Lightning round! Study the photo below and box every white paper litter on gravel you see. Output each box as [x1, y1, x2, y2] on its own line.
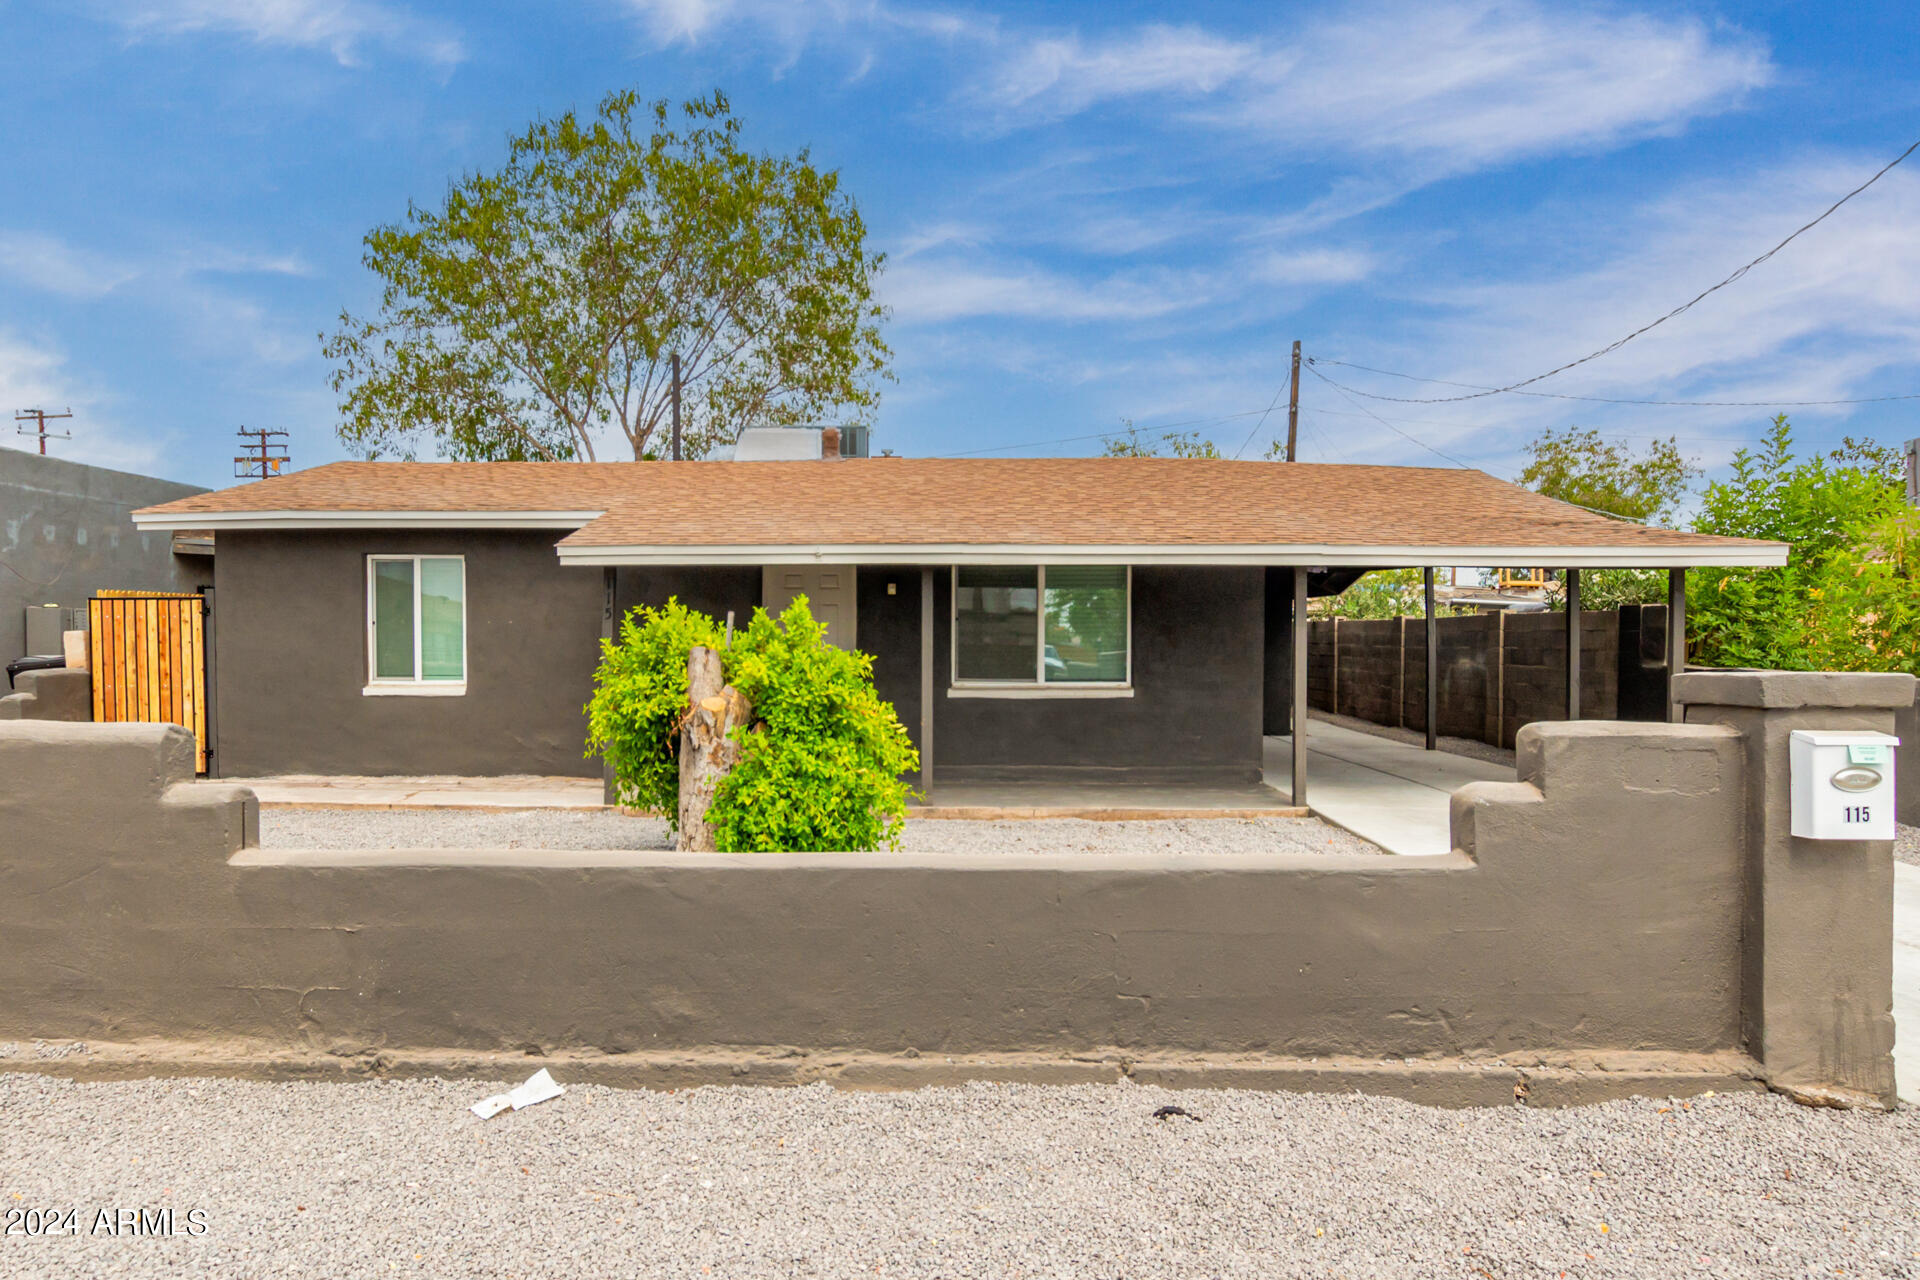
[469, 1068, 565, 1119]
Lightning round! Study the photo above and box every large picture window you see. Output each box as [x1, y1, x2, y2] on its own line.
[952, 565, 1130, 687]
[367, 555, 466, 690]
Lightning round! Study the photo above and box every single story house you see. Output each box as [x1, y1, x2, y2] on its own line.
[130, 454, 1787, 787]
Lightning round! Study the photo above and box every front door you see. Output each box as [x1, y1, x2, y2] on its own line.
[762, 566, 857, 649]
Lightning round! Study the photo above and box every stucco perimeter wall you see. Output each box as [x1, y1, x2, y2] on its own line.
[1, 717, 1758, 1076]
[1898, 689, 1918, 826]
[213, 530, 604, 777]
[0, 667, 91, 721]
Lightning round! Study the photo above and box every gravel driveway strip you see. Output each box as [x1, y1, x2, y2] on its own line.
[2, 1075, 1916, 1278]
[260, 808, 1387, 856]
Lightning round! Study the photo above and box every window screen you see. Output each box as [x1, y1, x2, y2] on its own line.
[1043, 565, 1128, 683]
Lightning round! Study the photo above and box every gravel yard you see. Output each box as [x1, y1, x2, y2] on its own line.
[1898, 824, 1919, 868]
[258, 808, 1386, 856]
[2, 1074, 1916, 1278]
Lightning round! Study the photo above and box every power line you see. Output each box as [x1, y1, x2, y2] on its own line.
[1301, 363, 1484, 470]
[937, 407, 1273, 457]
[1232, 383, 1288, 459]
[1299, 402, 1765, 444]
[1306, 134, 1920, 405]
[1307, 357, 1920, 408]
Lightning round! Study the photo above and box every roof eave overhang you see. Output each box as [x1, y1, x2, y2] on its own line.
[553, 542, 1790, 569]
[130, 510, 605, 531]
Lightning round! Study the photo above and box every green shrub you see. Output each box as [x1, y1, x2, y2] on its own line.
[585, 598, 725, 821]
[712, 598, 918, 851]
[584, 595, 918, 850]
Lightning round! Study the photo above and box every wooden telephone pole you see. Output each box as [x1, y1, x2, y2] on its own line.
[1284, 340, 1301, 462]
[234, 427, 290, 479]
[14, 407, 72, 455]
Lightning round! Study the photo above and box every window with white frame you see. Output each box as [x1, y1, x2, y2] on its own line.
[952, 565, 1130, 686]
[367, 555, 466, 688]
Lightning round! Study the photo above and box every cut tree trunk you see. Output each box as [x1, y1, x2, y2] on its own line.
[676, 645, 754, 852]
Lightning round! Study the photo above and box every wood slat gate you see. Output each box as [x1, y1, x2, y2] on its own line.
[88, 591, 209, 774]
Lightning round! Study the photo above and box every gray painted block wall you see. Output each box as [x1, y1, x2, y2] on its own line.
[0, 448, 207, 659]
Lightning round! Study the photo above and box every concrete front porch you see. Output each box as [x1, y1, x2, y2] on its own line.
[1265, 718, 1511, 857]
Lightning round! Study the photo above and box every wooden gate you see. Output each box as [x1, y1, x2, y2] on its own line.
[88, 591, 209, 774]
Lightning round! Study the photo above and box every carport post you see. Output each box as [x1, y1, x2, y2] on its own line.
[920, 567, 935, 792]
[1564, 567, 1581, 722]
[1291, 565, 1308, 807]
[1667, 567, 1687, 723]
[1423, 567, 1437, 751]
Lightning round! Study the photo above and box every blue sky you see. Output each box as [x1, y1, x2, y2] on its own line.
[2, 0, 1917, 498]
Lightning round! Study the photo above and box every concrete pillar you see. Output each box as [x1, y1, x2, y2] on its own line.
[1674, 669, 1917, 1107]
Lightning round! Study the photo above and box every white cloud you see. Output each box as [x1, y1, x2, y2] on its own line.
[977, 24, 1258, 121]
[966, 2, 1769, 169]
[0, 233, 139, 299]
[0, 330, 166, 474]
[1228, 2, 1772, 167]
[1299, 154, 1920, 471]
[882, 256, 1220, 325]
[103, 0, 465, 67]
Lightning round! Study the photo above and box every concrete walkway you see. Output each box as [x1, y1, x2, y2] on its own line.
[1896, 861, 1919, 1105]
[1264, 719, 1512, 857]
[216, 774, 605, 810]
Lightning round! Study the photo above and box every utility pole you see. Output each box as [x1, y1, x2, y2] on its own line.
[1285, 340, 1301, 462]
[233, 427, 290, 479]
[670, 352, 682, 462]
[14, 407, 72, 455]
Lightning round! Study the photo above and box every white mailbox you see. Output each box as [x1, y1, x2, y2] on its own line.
[1789, 729, 1900, 840]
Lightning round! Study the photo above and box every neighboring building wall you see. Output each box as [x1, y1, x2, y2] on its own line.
[860, 566, 1265, 785]
[0, 685, 1899, 1106]
[0, 448, 206, 659]
[213, 530, 604, 777]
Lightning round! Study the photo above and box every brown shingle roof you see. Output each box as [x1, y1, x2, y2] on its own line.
[132, 458, 1785, 564]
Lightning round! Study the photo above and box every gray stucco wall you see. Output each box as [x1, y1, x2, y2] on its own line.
[1, 717, 1747, 1073]
[0, 667, 91, 721]
[860, 566, 1265, 785]
[0, 448, 207, 659]
[213, 530, 604, 777]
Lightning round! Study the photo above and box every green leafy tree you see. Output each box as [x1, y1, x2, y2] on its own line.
[1324, 569, 1432, 619]
[585, 596, 917, 851]
[1689, 414, 1916, 674]
[1101, 421, 1222, 458]
[325, 90, 890, 461]
[1517, 427, 1703, 607]
[1518, 426, 1700, 524]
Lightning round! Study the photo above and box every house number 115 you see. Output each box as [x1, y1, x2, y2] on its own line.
[1843, 804, 1872, 823]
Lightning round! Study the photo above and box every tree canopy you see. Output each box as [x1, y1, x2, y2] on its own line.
[1100, 423, 1223, 458]
[1689, 415, 1918, 674]
[1516, 426, 1699, 524]
[324, 90, 890, 461]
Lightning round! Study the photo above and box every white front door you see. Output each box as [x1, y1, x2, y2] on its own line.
[762, 565, 857, 649]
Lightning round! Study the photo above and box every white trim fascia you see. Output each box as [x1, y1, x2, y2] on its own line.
[131, 510, 604, 531]
[946, 685, 1134, 700]
[556, 542, 1789, 569]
